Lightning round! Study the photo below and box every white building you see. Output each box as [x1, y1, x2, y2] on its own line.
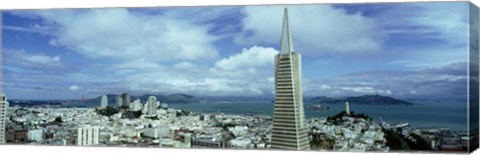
[27, 129, 44, 142]
[228, 126, 248, 137]
[121, 93, 131, 107]
[143, 127, 170, 139]
[77, 126, 100, 146]
[160, 103, 168, 109]
[0, 94, 8, 144]
[229, 137, 252, 149]
[130, 99, 143, 111]
[115, 96, 123, 107]
[101, 95, 108, 108]
[270, 8, 309, 150]
[147, 96, 157, 115]
[184, 133, 192, 147]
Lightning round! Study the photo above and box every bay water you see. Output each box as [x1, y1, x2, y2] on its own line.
[168, 102, 468, 131]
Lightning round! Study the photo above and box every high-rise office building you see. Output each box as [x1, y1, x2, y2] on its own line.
[130, 99, 143, 111]
[270, 8, 310, 150]
[101, 95, 108, 108]
[115, 96, 123, 107]
[76, 126, 99, 146]
[147, 96, 157, 115]
[0, 94, 8, 144]
[122, 93, 131, 107]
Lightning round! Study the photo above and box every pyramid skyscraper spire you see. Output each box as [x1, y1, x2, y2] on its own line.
[280, 8, 294, 54]
[270, 8, 310, 150]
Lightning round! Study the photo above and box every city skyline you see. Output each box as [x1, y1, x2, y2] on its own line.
[2, 2, 470, 100]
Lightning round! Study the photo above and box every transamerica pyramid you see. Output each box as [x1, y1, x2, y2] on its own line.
[270, 8, 310, 150]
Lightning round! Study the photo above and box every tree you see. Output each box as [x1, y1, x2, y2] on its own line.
[54, 116, 63, 123]
[408, 133, 431, 150]
[310, 135, 335, 150]
[384, 129, 410, 150]
[97, 106, 120, 117]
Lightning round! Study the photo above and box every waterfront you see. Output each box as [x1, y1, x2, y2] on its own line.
[167, 102, 468, 131]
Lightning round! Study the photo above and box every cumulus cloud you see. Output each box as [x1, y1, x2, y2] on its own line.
[213, 46, 278, 71]
[2, 4, 470, 100]
[110, 45, 279, 96]
[235, 5, 385, 55]
[28, 8, 219, 62]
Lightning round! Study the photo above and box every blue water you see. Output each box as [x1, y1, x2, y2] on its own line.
[167, 102, 468, 131]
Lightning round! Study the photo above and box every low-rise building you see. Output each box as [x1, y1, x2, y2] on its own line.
[76, 126, 100, 146]
[27, 129, 44, 142]
[228, 137, 252, 149]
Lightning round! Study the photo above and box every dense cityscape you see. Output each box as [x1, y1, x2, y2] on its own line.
[0, 93, 470, 152]
[0, 7, 473, 153]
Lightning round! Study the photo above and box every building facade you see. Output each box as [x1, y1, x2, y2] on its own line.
[27, 129, 44, 142]
[115, 96, 123, 107]
[270, 8, 310, 150]
[121, 93, 131, 107]
[76, 126, 100, 146]
[0, 94, 8, 144]
[101, 95, 108, 108]
[130, 99, 143, 111]
[147, 96, 157, 115]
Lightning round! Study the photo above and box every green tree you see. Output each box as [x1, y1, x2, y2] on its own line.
[407, 133, 431, 150]
[96, 106, 120, 117]
[384, 129, 410, 150]
[54, 116, 63, 123]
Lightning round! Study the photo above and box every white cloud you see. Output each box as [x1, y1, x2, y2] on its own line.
[69, 85, 80, 91]
[235, 5, 384, 55]
[173, 61, 198, 70]
[385, 90, 392, 95]
[213, 46, 278, 71]
[304, 63, 467, 99]
[390, 46, 467, 69]
[107, 59, 165, 74]
[319, 84, 331, 90]
[24, 55, 61, 66]
[341, 86, 377, 93]
[32, 9, 219, 62]
[3, 49, 62, 67]
[2, 24, 53, 35]
[97, 45, 279, 96]
[375, 2, 468, 45]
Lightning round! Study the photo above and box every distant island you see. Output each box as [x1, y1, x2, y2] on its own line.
[305, 95, 415, 105]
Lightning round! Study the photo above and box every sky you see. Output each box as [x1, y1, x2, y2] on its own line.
[1, 2, 472, 100]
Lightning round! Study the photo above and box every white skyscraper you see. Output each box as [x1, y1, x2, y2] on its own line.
[147, 96, 157, 115]
[115, 96, 123, 107]
[270, 8, 310, 150]
[76, 126, 100, 146]
[101, 95, 108, 108]
[0, 94, 8, 144]
[122, 93, 131, 107]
